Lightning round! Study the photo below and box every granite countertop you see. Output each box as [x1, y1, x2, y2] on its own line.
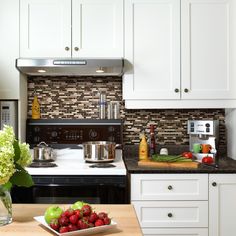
[123, 145, 236, 173]
[124, 157, 236, 173]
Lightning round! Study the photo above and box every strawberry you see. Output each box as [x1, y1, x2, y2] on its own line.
[49, 219, 60, 231]
[68, 224, 78, 232]
[64, 208, 74, 217]
[59, 226, 69, 233]
[98, 212, 108, 220]
[81, 204, 92, 216]
[58, 215, 69, 226]
[103, 216, 111, 225]
[88, 212, 98, 223]
[95, 219, 104, 227]
[74, 209, 83, 218]
[69, 214, 79, 224]
[78, 219, 89, 229]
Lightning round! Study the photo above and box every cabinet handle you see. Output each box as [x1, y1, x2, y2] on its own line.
[74, 47, 79, 51]
[174, 88, 179, 93]
[167, 213, 173, 218]
[65, 46, 70, 51]
[212, 182, 217, 187]
[168, 185, 173, 190]
[184, 88, 189, 93]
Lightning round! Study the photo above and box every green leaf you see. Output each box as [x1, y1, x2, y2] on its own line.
[13, 140, 21, 162]
[10, 170, 34, 187]
[2, 182, 12, 191]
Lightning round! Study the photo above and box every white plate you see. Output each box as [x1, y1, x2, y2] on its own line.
[34, 216, 117, 236]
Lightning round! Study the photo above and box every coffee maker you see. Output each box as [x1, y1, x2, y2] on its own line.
[187, 120, 219, 163]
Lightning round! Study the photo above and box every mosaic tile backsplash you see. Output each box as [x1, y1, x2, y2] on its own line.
[28, 77, 226, 154]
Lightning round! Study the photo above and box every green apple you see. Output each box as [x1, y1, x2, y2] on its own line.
[44, 205, 63, 224]
[71, 201, 88, 210]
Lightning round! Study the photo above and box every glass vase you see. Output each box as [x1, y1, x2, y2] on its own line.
[0, 186, 12, 226]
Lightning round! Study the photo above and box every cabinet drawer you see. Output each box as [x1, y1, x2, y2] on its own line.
[131, 174, 208, 200]
[132, 201, 208, 228]
[143, 228, 208, 236]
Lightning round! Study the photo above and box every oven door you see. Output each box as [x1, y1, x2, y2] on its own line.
[11, 175, 128, 204]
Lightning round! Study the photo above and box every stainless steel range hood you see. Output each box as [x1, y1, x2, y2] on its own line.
[16, 58, 124, 76]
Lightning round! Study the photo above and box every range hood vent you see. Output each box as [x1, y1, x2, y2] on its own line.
[16, 58, 124, 77]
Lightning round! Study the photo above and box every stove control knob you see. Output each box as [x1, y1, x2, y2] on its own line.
[89, 130, 98, 139]
[34, 136, 40, 143]
[51, 131, 58, 137]
[108, 126, 115, 132]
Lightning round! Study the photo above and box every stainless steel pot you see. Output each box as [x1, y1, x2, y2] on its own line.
[33, 141, 55, 162]
[81, 141, 119, 163]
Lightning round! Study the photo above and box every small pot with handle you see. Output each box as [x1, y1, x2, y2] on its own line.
[33, 141, 55, 162]
[80, 141, 120, 163]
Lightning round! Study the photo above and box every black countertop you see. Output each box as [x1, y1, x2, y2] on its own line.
[124, 157, 236, 173]
[123, 145, 236, 173]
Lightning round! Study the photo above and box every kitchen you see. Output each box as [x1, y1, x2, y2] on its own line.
[1, 0, 236, 236]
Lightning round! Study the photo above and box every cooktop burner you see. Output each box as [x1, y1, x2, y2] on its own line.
[29, 162, 57, 168]
[89, 163, 116, 168]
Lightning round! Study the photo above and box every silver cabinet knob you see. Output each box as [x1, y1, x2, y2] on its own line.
[65, 46, 70, 51]
[168, 185, 173, 190]
[74, 47, 79, 51]
[184, 88, 189, 93]
[175, 88, 179, 93]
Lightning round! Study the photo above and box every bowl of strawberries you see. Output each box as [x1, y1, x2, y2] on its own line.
[34, 201, 117, 236]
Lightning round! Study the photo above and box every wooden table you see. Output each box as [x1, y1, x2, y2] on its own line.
[0, 204, 142, 236]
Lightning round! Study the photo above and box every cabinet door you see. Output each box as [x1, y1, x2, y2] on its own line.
[131, 174, 208, 201]
[0, 0, 19, 99]
[181, 0, 236, 99]
[209, 174, 236, 236]
[20, 0, 71, 57]
[132, 201, 208, 228]
[72, 0, 123, 57]
[123, 0, 180, 100]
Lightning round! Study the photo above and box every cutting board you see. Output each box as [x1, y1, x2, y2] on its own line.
[138, 160, 199, 169]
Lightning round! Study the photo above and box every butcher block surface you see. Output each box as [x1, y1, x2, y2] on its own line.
[138, 160, 199, 169]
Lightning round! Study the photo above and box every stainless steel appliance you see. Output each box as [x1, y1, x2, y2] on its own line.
[12, 119, 127, 204]
[16, 58, 123, 76]
[0, 101, 18, 137]
[187, 120, 219, 164]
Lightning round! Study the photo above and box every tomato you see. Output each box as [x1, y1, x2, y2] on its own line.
[181, 152, 193, 159]
[202, 156, 213, 164]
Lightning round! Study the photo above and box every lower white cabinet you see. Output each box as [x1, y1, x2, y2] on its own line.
[131, 174, 208, 235]
[131, 173, 236, 236]
[209, 174, 236, 236]
[133, 201, 208, 228]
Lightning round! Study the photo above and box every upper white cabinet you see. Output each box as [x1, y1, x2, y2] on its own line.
[123, 0, 180, 100]
[123, 0, 236, 108]
[181, 0, 236, 100]
[20, 0, 123, 58]
[0, 0, 20, 99]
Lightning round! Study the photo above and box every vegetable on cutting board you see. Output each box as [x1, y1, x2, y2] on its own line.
[202, 156, 213, 164]
[151, 154, 193, 163]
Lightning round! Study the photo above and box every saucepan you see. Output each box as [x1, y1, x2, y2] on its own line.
[33, 141, 55, 162]
[79, 141, 120, 163]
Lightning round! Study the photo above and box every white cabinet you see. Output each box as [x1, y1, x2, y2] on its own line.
[123, 0, 236, 108]
[20, 0, 123, 58]
[131, 174, 209, 236]
[209, 174, 236, 236]
[0, 0, 19, 99]
[123, 0, 180, 100]
[181, 0, 236, 100]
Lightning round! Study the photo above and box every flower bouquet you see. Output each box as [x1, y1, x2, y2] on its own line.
[0, 125, 33, 226]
